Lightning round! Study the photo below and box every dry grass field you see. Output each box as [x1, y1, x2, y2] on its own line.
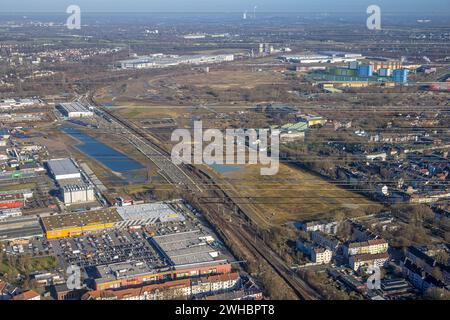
[221, 163, 379, 226]
[94, 65, 292, 106]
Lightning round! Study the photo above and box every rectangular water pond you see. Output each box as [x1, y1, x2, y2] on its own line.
[62, 126, 144, 173]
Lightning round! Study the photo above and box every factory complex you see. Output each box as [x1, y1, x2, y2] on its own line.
[280, 52, 412, 85]
[45, 158, 96, 205]
[309, 58, 410, 84]
[56, 102, 94, 118]
[278, 51, 363, 64]
[118, 53, 234, 70]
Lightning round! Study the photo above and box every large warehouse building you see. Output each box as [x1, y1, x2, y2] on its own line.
[60, 180, 96, 205]
[151, 230, 227, 270]
[46, 158, 81, 181]
[115, 202, 185, 228]
[41, 202, 188, 238]
[46, 158, 96, 205]
[91, 229, 233, 290]
[0, 215, 44, 241]
[57, 102, 94, 118]
[119, 53, 234, 70]
[41, 209, 123, 239]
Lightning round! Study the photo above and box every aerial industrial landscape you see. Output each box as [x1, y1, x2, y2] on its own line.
[0, 0, 449, 308]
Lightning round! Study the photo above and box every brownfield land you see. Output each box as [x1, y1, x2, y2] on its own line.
[40, 125, 174, 197]
[94, 64, 299, 106]
[216, 163, 380, 227]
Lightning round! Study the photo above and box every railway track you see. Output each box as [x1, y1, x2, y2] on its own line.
[90, 98, 320, 300]
[201, 199, 321, 300]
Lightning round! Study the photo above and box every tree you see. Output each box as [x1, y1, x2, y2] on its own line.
[424, 288, 450, 300]
[431, 267, 444, 282]
[434, 251, 449, 265]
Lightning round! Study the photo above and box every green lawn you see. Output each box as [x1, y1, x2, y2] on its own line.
[0, 256, 58, 276]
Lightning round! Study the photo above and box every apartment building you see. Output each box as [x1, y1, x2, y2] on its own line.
[311, 247, 333, 264]
[311, 231, 341, 252]
[349, 252, 389, 271]
[344, 239, 389, 257]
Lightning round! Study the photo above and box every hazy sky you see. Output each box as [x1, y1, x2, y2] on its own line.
[0, 0, 448, 13]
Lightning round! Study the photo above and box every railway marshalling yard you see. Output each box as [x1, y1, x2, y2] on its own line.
[89, 65, 379, 231]
[86, 102, 379, 230]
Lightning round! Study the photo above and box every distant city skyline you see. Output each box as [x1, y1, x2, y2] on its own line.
[1, 0, 449, 13]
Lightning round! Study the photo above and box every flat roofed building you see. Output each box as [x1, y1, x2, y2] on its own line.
[91, 258, 233, 291]
[298, 114, 327, 127]
[11, 290, 40, 300]
[0, 208, 22, 221]
[85, 278, 192, 299]
[279, 53, 362, 64]
[367, 58, 402, 72]
[115, 202, 185, 228]
[84, 272, 240, 300]
[90, 260, 171, 291]
[344, 239, 389, 257]
[96, 261, 160, 282]
[279, 54, 330, 63]
[119, 54, 234, 70]
[349, 252, 389, 271]
[57, 102, 94, 118]
[41, 208, 123, 239]
[59, 179, 95, 205]
[319, 51, 363, 59]
[0, 216, 43, 241]
[380, 278, 411, 295]
[46, 158, 81, 181]
[151, 230, 228, 269]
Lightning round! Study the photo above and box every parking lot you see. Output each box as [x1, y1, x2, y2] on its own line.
[4, 238, 53, 258]
[50, 229, 167, 269]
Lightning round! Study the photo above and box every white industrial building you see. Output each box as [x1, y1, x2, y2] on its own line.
[119, 54, 234, 70]
[57, 102, 94, 118]
[46, 158, 96, 205]
[115, 202, 185, 228]
[0, 208, 22, 221]
[46, 158, 81, 181]
[59, 180, 95, 205]
[278, 52, 363, 64]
